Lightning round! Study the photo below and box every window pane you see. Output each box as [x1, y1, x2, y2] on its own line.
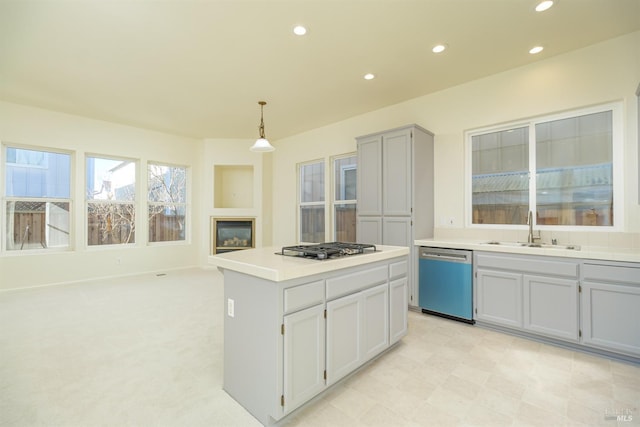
[334, 203, 356, 242]
[535, 111, 613, 226]
[334, 156, 357, 201]
[149, 204, 186, 242]
[148, 164, 186, 203]
[472, 127, 529, 225]
[300, 205, 324, 243]
[300, 162, 324, 203]
[86, 157, 136, 201]
[5, 148, 70, 198]
[87, 202, 136, 245]
[5, 201, 70, 250]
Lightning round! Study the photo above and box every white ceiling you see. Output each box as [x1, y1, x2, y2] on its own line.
[1, 0, 639, 140]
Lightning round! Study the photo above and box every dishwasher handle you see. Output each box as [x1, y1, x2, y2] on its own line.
[419, 249, 472, 263]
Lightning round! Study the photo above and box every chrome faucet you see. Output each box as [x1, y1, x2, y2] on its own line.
[527, 210, 535, 243]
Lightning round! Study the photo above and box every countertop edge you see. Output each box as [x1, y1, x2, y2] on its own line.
[208, 245, 410, 282]
[414, 239, 640, 263]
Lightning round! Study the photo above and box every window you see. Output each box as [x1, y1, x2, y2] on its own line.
[469, 103, 620, 228]
[298, 161, 325, 243]
[471, 127, 529, 225]
[4, 146, 71, 251]
[148, 163, 187, 243]
[333, 154, 357, 242]
[86, 156, 136, 245]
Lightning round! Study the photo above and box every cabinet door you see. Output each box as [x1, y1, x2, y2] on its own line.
[581, 281, 640, 356]
[382, 216, 411, 247]
[476, 269, 522, 328]
[357, 216, 382, 245]
[382, 129, 412, 216]
[362, 283, 389, 362]
[283, 304, 326, 413]
[389, 277, 408, 344]
[326, 293, 361, 385]
[357, 136, 382, 216]
[523, 275, 579, 342]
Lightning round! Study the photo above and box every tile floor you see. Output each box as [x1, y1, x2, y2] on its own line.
[1, 268, 638, 427]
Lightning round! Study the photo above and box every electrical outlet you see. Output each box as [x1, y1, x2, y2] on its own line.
[227, 298, 235, 317]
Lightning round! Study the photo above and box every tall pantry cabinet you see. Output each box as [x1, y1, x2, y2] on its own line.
[356, 124, 434, 307]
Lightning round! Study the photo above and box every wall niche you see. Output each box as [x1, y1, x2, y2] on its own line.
[214, 165, 254, 209]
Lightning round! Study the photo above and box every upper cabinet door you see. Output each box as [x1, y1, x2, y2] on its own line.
[356, 135, 383, 216]
[382, 129, 412, 216]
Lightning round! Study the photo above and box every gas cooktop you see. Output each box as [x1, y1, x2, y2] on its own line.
[280, 242, 377, 260]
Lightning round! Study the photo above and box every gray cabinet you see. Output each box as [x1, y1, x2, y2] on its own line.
[356, 124, 434, 307]
[362, 283, 389, 361]
[389, 276, 408, 344]
[523, 275, 579, 341]
[326, 275, 389, 385]
[283, 303, 326, 413]
[582, 261, 640, 357]
[476, 269, 523, 328]
[474, 252, 640, 362]
[474, 252, 580, 343]
[326, 292, 361, 385]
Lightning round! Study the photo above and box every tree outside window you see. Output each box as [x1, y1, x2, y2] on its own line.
[148, 163, 187, 243]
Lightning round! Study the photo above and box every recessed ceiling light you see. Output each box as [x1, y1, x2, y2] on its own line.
[529, 46, 544, 54]
[364, 73, 375, 80]
[432, 44, 447, 53]
[293, 25, 307, 36]
[535, 1, 554, 12]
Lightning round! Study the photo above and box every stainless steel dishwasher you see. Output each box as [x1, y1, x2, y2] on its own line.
[418, 247, 474, 324]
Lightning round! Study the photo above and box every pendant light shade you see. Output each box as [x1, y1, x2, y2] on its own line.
[250, 101, 275, 152]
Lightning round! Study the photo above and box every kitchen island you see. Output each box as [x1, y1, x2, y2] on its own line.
[209, 245, 409, 426]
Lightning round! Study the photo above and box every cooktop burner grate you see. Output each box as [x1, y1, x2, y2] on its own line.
[280, 242, 377, 260]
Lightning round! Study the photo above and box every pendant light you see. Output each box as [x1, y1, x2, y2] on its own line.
[250, 101, 275, 152]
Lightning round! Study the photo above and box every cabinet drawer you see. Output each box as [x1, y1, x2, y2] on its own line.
[389, 260, 407, 279]
[284, 280, 325, 314]
[583, 263, 640, 286]
[326, 266, 387, 301]
[476, 252, 579, 278]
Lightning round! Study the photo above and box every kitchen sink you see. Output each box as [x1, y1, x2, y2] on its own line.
[482, 241, 581, 250]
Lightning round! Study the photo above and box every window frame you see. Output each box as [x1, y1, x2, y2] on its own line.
[465, 102, 623, 231]
[2, 143, 74, 254]
[147, 161, 189, 245]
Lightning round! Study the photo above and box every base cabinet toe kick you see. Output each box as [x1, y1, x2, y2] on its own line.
[473, 251, 640, 363]
[221, 255, 408, 425]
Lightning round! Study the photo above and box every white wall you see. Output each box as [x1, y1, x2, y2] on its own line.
[0, 101, 203, 290]
[272, 31, 640, 249]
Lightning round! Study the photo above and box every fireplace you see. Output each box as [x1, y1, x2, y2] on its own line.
[211, 218, 255, 254]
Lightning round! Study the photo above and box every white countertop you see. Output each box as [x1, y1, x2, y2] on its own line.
[414, 238, 640, 263]
[208, 245, 410, 282]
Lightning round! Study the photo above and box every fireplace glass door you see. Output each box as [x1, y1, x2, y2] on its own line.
[212, 218, 255, 254]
